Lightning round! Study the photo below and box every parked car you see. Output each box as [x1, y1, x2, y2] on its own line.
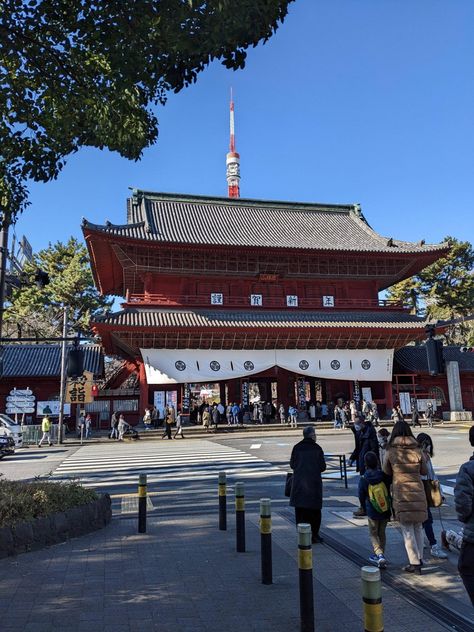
[0, 434, 15, 459]
[0, 414, 24, 447]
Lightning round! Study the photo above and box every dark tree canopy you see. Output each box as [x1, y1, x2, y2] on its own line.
[0, 0, 294, 224]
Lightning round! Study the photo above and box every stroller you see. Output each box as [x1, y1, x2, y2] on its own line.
[123, 426, 140, 440]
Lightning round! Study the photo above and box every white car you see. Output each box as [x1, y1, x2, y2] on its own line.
[0, 414, 23, 448]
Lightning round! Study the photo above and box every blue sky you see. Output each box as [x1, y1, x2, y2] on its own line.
[13, 0, 474, 254]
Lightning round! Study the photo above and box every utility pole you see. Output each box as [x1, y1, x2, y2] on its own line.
[58, 306, 69, 445]
[0, 212, 10, 341]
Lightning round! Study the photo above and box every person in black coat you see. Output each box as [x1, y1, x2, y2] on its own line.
[289, 426, 327, 543]
[358, 418, 380, 475]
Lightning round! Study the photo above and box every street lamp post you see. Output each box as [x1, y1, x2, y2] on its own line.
[58, 306, 69, 445]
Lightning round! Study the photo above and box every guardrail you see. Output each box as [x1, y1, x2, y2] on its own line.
[20, 424, 66, 446]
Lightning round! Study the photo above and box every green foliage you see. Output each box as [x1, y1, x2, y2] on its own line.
[387, 236, 474, 344]
[0, 0, 294, 223]
[4, 236, 113, 337]
[0, 478, 98, 527]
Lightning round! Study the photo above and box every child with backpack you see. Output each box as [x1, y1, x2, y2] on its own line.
[358, 450, 392, 568]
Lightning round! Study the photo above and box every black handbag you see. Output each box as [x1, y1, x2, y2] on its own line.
[285, 472, 293, 497]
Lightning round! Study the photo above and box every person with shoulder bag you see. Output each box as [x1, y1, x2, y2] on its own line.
[163, 406, 174, 439]
[416, 433, 447, 559]
[454, 425, 474, 606]
[383, 421, 428, 574]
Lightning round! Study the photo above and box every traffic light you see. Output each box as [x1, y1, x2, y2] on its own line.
[460, 347, 473, 353]
[67, 348, 84, 378]
[34, 269, 50, 289]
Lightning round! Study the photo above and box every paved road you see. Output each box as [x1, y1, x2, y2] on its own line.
[2, 425, 473, 629]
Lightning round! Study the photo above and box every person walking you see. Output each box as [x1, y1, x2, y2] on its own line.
[38, 414, 52, 447]
[212, 404, 220, 432]
[350, 399, 357, 423]
[371, 402, 380, 428]
[377, 428, 390, 467]
[353, 417, 380, 518]
[85, 414, 92, 439]
[151, 405, 159, 429]
[231, 402, 240, 426]
[361, 398, 371, 419]
[454, 425, 474, 605]
[77, 412, 85, 439]
[117, 414, 129, 441]
[143, 407, 152, 430]
[288, 405, 297, 428]
[226, 403, 233, 426]
[279, 403, 286, 424]
[110, 411, 119, 439]
[174, 409, 185, 439]
[163, 406, 174, 439]
[289, 426, 327, 543]
[264, 401, 272, 423]
[425, 403, 435, 428]
[391, 405, 402, 423]
[359, 451, 392, 568]
[416, 433, 448, 559]
[412, 403, 421, 428]
[383, 421, 428, 574]
[202, 407, 210, 433]
[333, 403, 342, 429]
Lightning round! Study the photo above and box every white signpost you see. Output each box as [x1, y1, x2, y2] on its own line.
[6, 388, 36, 415]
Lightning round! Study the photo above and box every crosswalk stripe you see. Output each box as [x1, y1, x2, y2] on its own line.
[52, 439, 285, 488]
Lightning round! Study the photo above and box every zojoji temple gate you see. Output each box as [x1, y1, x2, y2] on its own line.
[83, 190, 448, 419]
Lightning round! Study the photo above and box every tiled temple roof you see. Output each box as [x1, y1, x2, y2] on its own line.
[394, 345, 474, 373]
[82, 191, 447, 254]
[95, 308, 426, 330]
[1, 344, 104, 378]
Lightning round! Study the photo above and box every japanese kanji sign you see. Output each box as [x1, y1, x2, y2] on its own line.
[66, 371, 94, 404]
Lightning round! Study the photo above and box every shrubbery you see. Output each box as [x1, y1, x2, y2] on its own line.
[0, 478, 98, 527]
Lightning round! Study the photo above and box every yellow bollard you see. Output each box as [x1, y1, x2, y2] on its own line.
[298, 523, 314, 632]
[361, 566, 383, 632]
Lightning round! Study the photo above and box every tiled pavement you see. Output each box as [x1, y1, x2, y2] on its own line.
[0, 510, 459, 632]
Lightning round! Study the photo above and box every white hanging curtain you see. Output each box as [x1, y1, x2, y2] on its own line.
[141, 349, 394, 384]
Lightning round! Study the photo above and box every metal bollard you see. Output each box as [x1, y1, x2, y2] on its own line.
[361, 566, 383, 632]
[138, 473, 147, 533]
[218, 471, 227, 531]
[298, 523, 314, 632]
[235, 481, 245, 552]
[260, 498, 272, 584]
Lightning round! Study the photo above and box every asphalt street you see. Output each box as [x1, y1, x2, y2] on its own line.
[2, 425, 473, 627]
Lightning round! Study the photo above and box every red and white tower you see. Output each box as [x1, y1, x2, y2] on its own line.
[226, 91, 240, 198]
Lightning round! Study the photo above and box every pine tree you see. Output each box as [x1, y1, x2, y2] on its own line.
[4, 237, 112, 338]
[386, 236, 474, 344]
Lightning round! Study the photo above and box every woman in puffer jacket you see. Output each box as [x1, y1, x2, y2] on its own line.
[383, 421, 427, 574]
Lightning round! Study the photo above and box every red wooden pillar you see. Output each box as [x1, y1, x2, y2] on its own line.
[227, 379, 240, 404]
[384, 381, 393, 415]
[138, 360, 149, 417]
[277, 369, 290, 408]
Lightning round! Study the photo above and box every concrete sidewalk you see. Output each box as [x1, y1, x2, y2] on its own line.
[0, 506, 462, 632]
